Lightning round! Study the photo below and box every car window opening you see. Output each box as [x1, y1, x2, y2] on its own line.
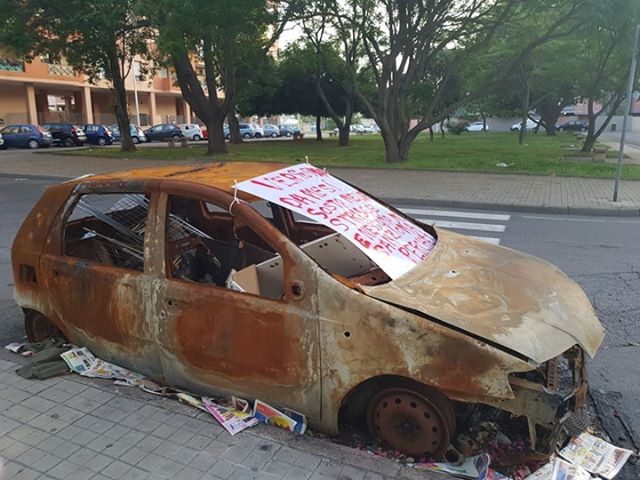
[64, 193, 148, 271]
[167, 196, 279, 298]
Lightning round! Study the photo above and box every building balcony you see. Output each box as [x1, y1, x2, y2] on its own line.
[46, 63, 76, 77]
[0, 58, 25, 72]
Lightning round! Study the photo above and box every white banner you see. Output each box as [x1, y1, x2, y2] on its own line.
[236, 164, 436, 279]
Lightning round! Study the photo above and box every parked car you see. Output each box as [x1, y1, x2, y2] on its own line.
[262, 124, 280, 138]
[41, 123, 87, 147]
[464, 122, 488, 132]
[12, 162, 603, 459]
[510, 119, 539, 132]
[178, 124, 203, 141]
[110, 124, 147, 144]
[351, 124, 366, 134]
[224, 123, 256, 139]
[0, 133, 4, 149]
[278, 125, 301, 137]
[81, 124, 113, 146]
[0, 124, 52, 149]
[361, 125, 378, 134]
[252, 124, 265, 138]
[144, 124, 185, 142]
[556, 121, 588, 132]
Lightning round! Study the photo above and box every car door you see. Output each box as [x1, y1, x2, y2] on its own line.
[39, 184, 164, 379]
[1, 126, 19, 147]
[152, 186, 322, 419]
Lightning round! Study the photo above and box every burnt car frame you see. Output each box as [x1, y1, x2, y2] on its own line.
[12, 163, 604, 458]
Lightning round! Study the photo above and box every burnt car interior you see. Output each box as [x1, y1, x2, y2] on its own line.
[63, 191, 394, 300]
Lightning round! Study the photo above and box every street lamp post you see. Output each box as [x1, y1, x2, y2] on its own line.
[133, 60, 142, 127]
[613, 24, 640, 202]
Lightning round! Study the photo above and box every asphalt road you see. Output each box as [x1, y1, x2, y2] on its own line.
[1, 176, 639, 477]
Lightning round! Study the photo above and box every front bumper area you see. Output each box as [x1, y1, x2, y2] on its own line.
[488, 347, 589, 453]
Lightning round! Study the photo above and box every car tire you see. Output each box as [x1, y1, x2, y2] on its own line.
[193, 134, 201, 141]
[270, 133, 278, 138]
[255, 133, 262, 138]
[367, 382, 455, 459]
[24, 310, 65, 342]
[63, 137, 75, 147]
[172, 134, 181, 140]
[28, 139, 40, 149]
[285, 131, 292, 137]
[132, 136, 140, 144]
[243, 133, 251, 139]
[97, 137, 107, 146]
[0, 144, 7, 150]
[76, 142, 84, 147]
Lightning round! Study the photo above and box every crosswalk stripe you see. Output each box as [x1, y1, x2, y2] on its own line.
[413, 218, 507, 232]
[471, 236, 501, 245]
[400, 208, 511, 222]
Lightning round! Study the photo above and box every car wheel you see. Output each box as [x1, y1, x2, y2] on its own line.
[285, 131, 292, 137]
[0, 144, 7, 150]
[76, 142, 84, 147]
[271, 133, 278, 138]
[367, 384, 455, 458]
[132, 136, 140, 144]
[97, 137, 107, 146]
[193, 134, 201, 141]
[255, 133, 262, 138]
[172, 134, 181, 140]
[24, 310, 65, 342]
[63, 137, 75, 147]
[243, 133, 251, 139]
[28, 139, 40, 149]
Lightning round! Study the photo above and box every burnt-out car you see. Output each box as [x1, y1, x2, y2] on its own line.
[12, 162, 604, 458]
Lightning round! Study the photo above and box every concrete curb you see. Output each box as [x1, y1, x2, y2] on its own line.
[2, 173, 639, 217]
[382, 197, 640, 217]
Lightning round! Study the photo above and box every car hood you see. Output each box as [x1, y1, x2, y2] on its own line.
[362, 229, 604, 364]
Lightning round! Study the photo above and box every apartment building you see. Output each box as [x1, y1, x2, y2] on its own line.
[0, 54, 193, 127]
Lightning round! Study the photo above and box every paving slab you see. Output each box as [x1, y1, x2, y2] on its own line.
[0, 351, 438, 480]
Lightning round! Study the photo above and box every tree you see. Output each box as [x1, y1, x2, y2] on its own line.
[0, 0, 151, 151]
[151, 0, 297, 155]
[324, 0, 584, 162]
[573, 0, 640, 152]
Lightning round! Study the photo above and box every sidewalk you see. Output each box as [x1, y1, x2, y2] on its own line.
[0, 351, 430, 480]
[1, 151, 639, 215]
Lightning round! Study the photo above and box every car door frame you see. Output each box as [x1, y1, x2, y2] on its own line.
[150, 180, 323, 421]
[39, 179, 165, 380]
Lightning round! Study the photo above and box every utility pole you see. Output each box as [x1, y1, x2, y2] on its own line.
[133, 60, 142, 127]
[613, 24, 640, 202]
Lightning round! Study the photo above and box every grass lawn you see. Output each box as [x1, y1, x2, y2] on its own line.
[64, 132, 640, 179]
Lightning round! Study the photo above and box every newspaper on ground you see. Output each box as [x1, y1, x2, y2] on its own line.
[559, 432, 633, 479]
[524, 460, 555, 480]
[202, 397, 259, 435]
[253, 399, 307, 434]
[60, 346, 148, 386]
[4, 342, 26, 353]
[414, 453, 490, 479]
[176, 393, 209, 412]
[552, 458, 592, 480]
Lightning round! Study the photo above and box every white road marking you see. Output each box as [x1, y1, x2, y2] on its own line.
[400, 208, 511, 221]
[471, 236, 502, 245]
[414, 218, 507, 232]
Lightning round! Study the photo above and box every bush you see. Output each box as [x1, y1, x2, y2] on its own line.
[447, 122, 468, 135]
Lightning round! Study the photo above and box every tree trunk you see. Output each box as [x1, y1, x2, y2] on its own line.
[205, 117, 227, 155]
[429, 127, 434, 142]
[109, 52, 135, 152]
[440, 119, 446, 138]
[580, 95, 624, 153]
[228, 113, 242, 144]
[480, 112, 487, 132]
[315, 115, 323, 141]
[380, 124, 415, 163]
[338, 126, 350, 146]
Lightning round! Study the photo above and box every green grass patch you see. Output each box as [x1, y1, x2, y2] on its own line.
[64, 132, 640, 179]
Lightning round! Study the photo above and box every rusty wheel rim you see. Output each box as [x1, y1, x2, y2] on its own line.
[369, 388, 450, 458]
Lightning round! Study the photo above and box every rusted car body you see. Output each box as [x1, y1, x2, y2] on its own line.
[12, 162, 604, 458]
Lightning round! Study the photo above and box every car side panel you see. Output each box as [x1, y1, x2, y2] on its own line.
[315, 267, 532, 434]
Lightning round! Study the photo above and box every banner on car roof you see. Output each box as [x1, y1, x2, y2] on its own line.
[236, 163, 436, 279]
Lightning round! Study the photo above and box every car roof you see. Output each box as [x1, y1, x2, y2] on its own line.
[83, 162, 288, 201]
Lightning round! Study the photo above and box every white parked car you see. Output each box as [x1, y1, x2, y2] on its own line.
[0, 133, 4, 148]
[178, 124, 203, 141]
[252, 124, 265, 138]
[464, 122, 487, 132]
[511, 119, 539, 132]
